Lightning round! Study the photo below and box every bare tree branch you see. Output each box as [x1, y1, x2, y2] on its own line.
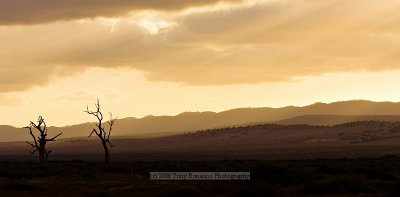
[106, 113, 117, 142]
[25, 141, 36, 148]
[84, 99, 117, 163]
[107, 140, 115, 148]
[24, 116, 62, 163]
[47, 132, 62, 141]
[29, 149, 38, 155]
[25, 126, 39, 148]
[89, 128, 97, 137]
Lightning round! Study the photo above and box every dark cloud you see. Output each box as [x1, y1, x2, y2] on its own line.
[0, 0, 241, 25]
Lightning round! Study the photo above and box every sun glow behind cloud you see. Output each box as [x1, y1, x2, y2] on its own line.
[2, 0, 400, 126]
[97, 0, 271, 35]
[179, 0, 262, 15]
[135, 13, 178, 35]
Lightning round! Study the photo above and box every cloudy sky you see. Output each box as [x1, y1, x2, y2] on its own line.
[1, 0, 400, 126]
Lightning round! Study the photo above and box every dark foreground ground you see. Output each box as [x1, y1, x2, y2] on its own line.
[2, 156, 400, 196]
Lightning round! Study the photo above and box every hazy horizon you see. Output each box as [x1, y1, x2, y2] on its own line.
[1, 99, 400, 128]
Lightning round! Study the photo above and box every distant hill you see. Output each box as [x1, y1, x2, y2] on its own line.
[3, 120, 400, 160]
[276, 115, 400, 126]
[0, 125, 26, 143]
[2, 100, 400, 142]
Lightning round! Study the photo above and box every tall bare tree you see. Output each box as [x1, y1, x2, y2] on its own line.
[84, 99, 116, 163]
[25, 116, 62, 163]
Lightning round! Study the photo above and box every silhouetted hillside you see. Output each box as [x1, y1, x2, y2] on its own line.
[2, 100, 400, 142]
[3, 120, 400, 160]
[276, 115, 400, 126]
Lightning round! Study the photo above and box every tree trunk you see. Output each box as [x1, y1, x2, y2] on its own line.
[102, 141, 110, 164]
[39, 149, 46, 163]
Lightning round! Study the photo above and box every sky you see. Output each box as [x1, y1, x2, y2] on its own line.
[1, 0, 400, 127]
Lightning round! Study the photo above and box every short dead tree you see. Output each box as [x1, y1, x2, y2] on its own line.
[25, 116, 62, 163]
[84, 99, 117, 164]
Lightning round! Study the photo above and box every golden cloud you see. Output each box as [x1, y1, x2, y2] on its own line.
[1, 0, 400, 92]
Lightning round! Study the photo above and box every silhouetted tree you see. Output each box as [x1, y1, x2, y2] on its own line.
[25, 116, 62, 163]
[84, 99, 117, 163]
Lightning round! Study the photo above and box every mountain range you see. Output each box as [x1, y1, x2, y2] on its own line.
[2, 100, 400, 142]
